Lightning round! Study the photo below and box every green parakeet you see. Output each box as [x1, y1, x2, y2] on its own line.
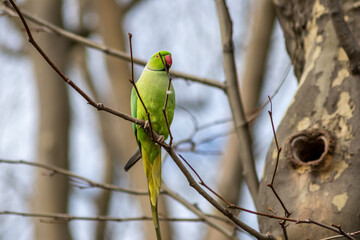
[125, 51, 175, 239]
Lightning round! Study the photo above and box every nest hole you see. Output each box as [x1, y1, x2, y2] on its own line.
[291, 136, 326, 163]
[286, 129, 335, 167]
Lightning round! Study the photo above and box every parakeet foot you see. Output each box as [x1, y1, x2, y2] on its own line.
[157, 135, 165, 143]
[143, 120, 150, 130]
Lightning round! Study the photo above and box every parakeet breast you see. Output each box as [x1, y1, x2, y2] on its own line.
[136, 69, 175, 136]
[134, 68, 175, 163]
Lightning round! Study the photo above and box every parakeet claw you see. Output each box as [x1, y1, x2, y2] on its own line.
[157, 135, 165, 143]
[143, 120, 150, 130]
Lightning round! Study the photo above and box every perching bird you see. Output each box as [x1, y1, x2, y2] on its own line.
[125, 51, 175, 239]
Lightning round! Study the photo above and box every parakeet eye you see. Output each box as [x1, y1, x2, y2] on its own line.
[156, 55, 159, 58]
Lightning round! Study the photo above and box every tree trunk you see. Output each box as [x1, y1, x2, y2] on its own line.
[259, 0, 360, 239]
[28, 1, 72, 239]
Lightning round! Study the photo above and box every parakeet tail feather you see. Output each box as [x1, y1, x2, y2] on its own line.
[142, 146, 162, 239]
[151, 202, 161, 240]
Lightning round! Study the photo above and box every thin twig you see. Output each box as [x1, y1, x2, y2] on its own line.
[162, 184, 236, 239]
[297, 219, 350, 237]
[266, 96, 291, 239]
[176, 149, 223, 156]
[0, 159, 148, 195]
[175, 99, 351, 238]
[174, 62, 291, 153]
[175, 153, 349, 238]
[198, 118, 233, 130]
[1, 2, 225, 89]
[0, 158, 233, 238]
[3, 158, 345, 239]
[0, 211, 209, 223]
[331, 224, 355, 240]
[179, 155, 308, 229]
[266, 97, 289, 212]
[129, 33, 135, 86]
[165, 149, 273, 240]
[246, 62, 292, 124]
[6, 0, 165, 145]
[320, 230, 360, 240]
[180, 154, 232, 206]
[128, 33, 156, 142]
[159, 51, 174, 145]
[172, 107, 235, 154]
[175, 130, 234, 153]
[173, 108, 233, 151]
[4, 0, 144, 127]
[0, 156, 235, 238]
[196, 129, 234, 145]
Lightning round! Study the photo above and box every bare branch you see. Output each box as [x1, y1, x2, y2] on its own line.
[177, 151, 351, 239]
[163, 148, 274, 240]
[215, 0, 259, 204]
[266, 96, 291, 239]
[173, 115, 234, 154]
[0, 157, 236, 238]
[159, 51, 174, 145]
[128, 33, 157, 142]
[1, 2, 225, 90]
[0, 211, 210, 223]
[331, 224, 356, 240]
[180, 154, 239, 211]
[266, 97, 288, 212]
[319, 230, 360, 240]
[327, 0, 360, 74]
[246, 62, 292, 124]
[162, 184, 236, 239]
[3, 0, 164, 141]
[0, 158, 148, 195]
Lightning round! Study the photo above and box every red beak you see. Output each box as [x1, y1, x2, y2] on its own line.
[165, 55, 172, 67]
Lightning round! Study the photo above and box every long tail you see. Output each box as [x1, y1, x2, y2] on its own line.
[151, 201, 161, 240]
[142, 146, 162, 240]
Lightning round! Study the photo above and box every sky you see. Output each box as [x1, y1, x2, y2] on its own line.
[0, 0, 298, 239]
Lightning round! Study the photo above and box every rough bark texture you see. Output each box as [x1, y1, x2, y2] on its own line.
[205, 1, 275, 239]
[93, 1, 172, 239]
[259, 0, 360, 239]
[28, 1, 72, 239]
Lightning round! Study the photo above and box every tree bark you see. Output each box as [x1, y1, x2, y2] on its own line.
[28, 1, 72, 240]
[259, 0, 360, 239]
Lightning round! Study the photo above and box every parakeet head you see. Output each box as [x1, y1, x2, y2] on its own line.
[146, 51, 172, 71]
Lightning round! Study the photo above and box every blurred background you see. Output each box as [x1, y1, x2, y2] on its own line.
[0, 0, 297, 239]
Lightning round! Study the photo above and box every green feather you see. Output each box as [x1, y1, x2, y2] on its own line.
[127, 51, 175, 240]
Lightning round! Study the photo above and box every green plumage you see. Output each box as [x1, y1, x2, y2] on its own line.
[129, 51, 175, 240]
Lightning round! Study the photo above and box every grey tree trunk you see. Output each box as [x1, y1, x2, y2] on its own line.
[259, 0, 360, 239]
[28, 1, 72, 239]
